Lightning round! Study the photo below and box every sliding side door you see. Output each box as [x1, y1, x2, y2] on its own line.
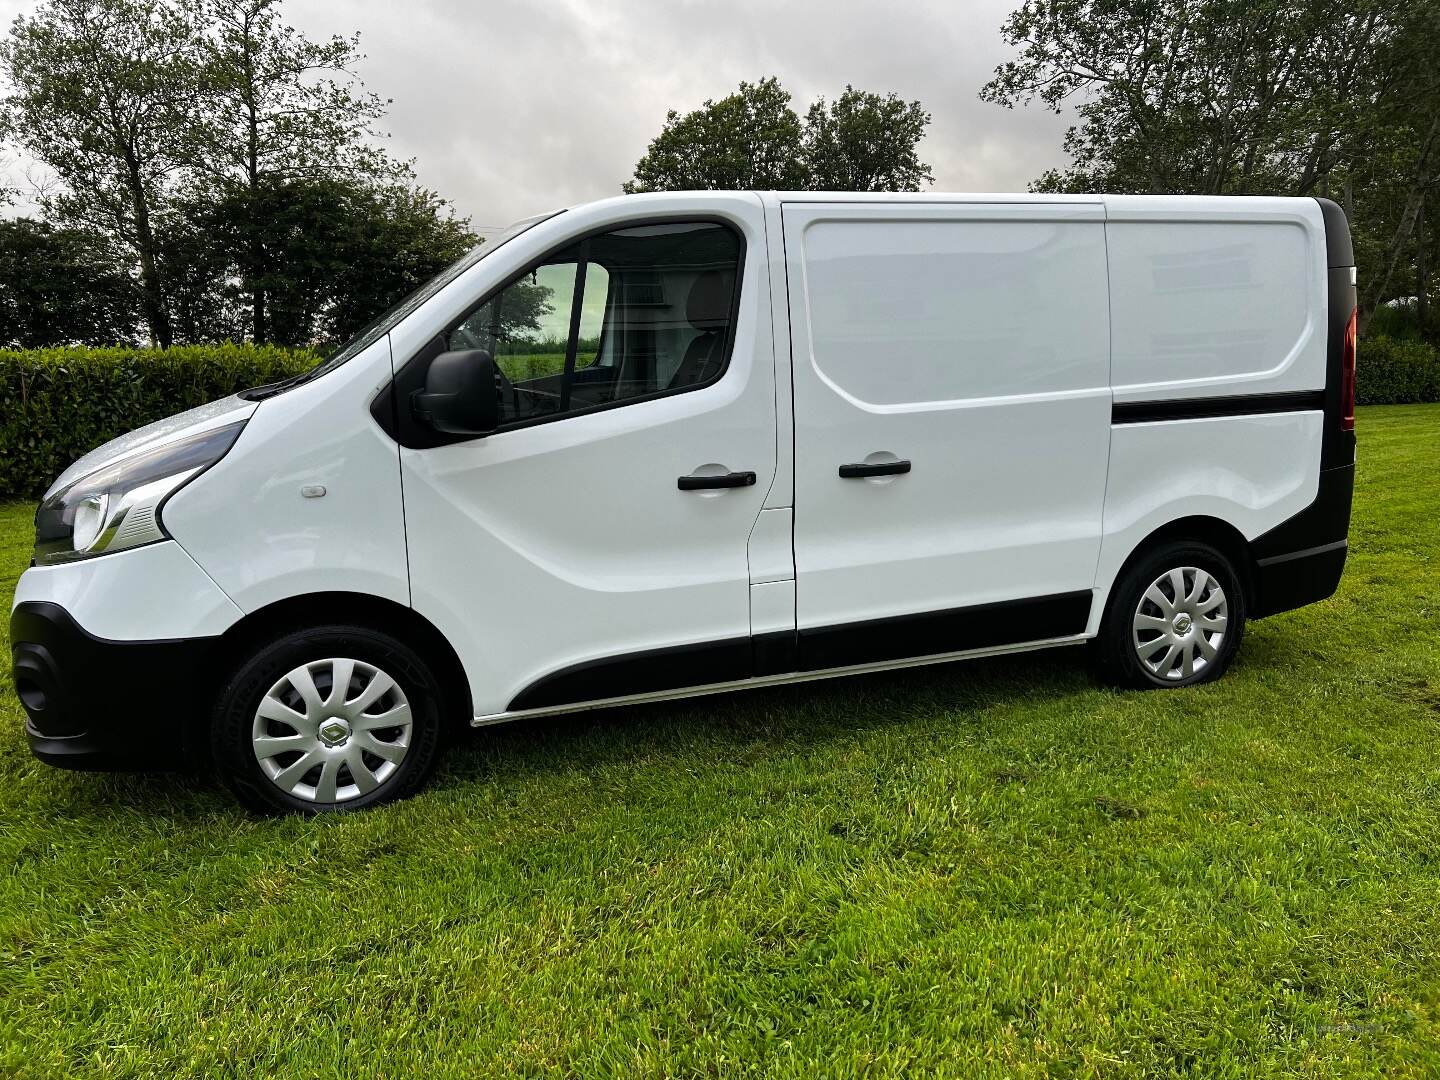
[783, 200, 1112, 669]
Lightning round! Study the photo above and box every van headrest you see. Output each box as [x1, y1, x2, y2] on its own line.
[686, 271, 731, 330]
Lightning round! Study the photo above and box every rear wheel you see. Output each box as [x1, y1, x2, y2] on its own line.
[1094, 540, 1246, 690]
[211, 625, 445, 814]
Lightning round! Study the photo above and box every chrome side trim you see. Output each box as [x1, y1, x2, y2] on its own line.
[471, 633, 1088, 727]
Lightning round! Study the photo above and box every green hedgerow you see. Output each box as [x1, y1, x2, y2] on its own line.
[1357, 334, 1440, 406]
[0, 344, 317, 498]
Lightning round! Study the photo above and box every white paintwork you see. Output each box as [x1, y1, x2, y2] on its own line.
[1105, 196, 1328, 403]
[748, 507, 794, 584]
[1086, 411, 1324, 635]
[161, 336, 411, 613]
[750, 579, 795, 637]
[11, 190, 1341, 732]
[783, 200, 1112, 630]
[393, 193, 776, 716]
[11, 540, 242, 639]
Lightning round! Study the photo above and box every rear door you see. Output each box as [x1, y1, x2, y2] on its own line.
[782, 199, 1111, 668]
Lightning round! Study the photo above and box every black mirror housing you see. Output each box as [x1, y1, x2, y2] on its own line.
[411, 349, 500, 436]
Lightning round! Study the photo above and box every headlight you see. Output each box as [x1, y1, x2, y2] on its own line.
[33, 421, 246, 566]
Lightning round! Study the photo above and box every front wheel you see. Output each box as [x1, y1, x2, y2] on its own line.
[1093, 540, 1247, 690]
[211, 625, 446, 814]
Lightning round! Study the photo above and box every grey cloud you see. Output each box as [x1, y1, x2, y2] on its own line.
[2, 0, 1074, 229]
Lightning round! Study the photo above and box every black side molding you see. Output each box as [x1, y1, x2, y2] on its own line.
[507, 591, 1093, 712]
[797, 591, 1091, 672]
[1112, 391, 1325, 425]
[508, 636, 753, 711]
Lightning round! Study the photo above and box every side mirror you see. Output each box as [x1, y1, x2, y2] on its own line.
[411, 349, 499, 436]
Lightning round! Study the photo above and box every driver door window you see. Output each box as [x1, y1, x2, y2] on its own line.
[445, 221, 740, 429]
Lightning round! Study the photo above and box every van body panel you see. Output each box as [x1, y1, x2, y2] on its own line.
[392, 195, 777, 717]
[760, 197, 796, 510]
[1104, 196, 1328, 404]
[162, 336, 411, 613]
[12, 540, 242, 640]
[1089, 410, 1325, 633]
[782, 201, 1112, 634]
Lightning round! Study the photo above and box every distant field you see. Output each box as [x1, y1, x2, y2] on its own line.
[1, 404, 1437, 1077]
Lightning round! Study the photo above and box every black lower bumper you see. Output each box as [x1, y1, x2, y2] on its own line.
[1249, 461, 1354, 618]
[1252, 540, 1348, 618]
[11, 601, 214, 771]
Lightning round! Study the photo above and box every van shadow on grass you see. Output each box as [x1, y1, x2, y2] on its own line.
[21, 643, 1100, 820]
[440, 643, 1098, 786]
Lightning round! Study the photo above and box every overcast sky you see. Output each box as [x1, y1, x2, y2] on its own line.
[0, 0, 1073, 233]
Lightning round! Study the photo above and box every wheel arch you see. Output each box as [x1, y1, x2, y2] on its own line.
[1104, 516, 1258, 614]
[183, 591, 473, 765]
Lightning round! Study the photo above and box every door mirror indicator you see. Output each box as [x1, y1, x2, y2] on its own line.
[411, 349, 500, 436]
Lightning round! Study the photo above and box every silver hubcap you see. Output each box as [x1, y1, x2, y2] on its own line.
[1132, 566, 1228, 681]
[251, 658, 413, 803]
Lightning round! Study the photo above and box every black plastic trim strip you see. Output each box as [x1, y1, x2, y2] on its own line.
[507, 636, 753, 711]
[1255, 538, 1347, 568]
[506, 591, 1094, 712]
[797, 591, 1092, 672]
[1112, 391, 1325, 425]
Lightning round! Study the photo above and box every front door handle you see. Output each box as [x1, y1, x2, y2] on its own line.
[678, 470, 757, 491]
[839, 459, 911, 478]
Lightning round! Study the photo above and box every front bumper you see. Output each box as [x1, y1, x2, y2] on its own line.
[11, 601, 215, 771]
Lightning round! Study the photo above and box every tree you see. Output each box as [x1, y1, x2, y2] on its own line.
[321, 181, 476, 345]
[1, 0, 203, 347]
[188, 0, 396, 342]
[981, 0, 1440, 330]
[803, 87, 933, 191]
[0, 217, 140, 346]
[624, 78, 807, 192]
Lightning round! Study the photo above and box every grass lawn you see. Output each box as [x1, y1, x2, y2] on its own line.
[2, 403, 1438, 1077]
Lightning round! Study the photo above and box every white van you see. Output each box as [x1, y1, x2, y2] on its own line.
[10, 192, 1357, 813]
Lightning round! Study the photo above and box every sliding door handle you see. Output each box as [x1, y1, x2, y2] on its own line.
[839, 459, 911, 478]
[678, 470, 757, 491]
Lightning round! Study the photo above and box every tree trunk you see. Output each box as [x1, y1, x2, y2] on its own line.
[1418, 196, 1429, 331]
[125, 161, 172, 349]
[1359, 111, 1440, 336]
[252, 280, 267, 344]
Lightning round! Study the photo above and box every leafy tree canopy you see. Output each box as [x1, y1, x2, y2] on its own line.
[0, 218, 141, 347]
[625, 77, 932, 193]
[982, 0, 1440, 329]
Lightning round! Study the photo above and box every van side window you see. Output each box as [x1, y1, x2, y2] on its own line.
[446, 221, 741, 428]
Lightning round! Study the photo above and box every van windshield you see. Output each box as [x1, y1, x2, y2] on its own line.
[244, 210, 563, 399]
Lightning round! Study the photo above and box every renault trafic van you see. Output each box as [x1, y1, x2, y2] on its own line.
[10, 192, 1357, 813]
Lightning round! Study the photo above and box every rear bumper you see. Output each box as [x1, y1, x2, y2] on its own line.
[11, 601, 214, 771]
[1250, 461, 1354, 618]
[1253, 540, 1348, 619]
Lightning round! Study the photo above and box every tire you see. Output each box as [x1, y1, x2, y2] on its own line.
[211, 624, 446, 815]
[1093, 540, 1247, 690]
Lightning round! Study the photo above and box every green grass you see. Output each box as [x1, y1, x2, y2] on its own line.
[2, 404, 1438, 1077]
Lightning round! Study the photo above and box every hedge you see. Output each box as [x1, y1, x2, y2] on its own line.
[1357, 334, 1440, 406]
[1, 344, 317, 498]
[1, 333, 1436, 499]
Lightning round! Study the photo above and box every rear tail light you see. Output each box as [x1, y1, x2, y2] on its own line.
[1340, 305, 1357, 431]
